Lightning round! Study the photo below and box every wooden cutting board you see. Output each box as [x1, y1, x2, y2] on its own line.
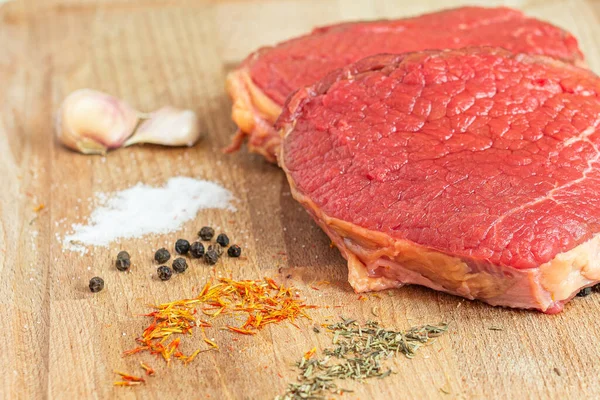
[2, 0, 600, 398]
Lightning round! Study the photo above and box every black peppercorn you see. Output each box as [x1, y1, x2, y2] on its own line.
[216, 233, 229, 247]
[208, 244, 223, 257]
[175, 239, 191, 255]
[204, 248, 219, 265]
[115, 251, 131, 271]
[117, 250, 130, 260]
[577, 287, 593, 297]
[89, 277, 104, 292]
[190, 241, 205, 258]
[198, 226, 215, 241]
[157, 266, 173, 281]
[172, 257, 188, 273]
[155, 248, 171, 264]
[227, 244, 242, 258]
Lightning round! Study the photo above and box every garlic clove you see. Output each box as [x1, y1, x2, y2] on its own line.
[124, 106, 201, 148]
[55, 89, 140, 155]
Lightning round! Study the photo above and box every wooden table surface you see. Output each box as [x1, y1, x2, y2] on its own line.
[2, 0, 600, 398]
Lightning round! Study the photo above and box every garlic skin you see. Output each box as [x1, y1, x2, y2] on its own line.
[55, 89, 140, 155]
[124, 106, 201, 148]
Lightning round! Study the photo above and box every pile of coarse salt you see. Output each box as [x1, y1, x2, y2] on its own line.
[63, 177, 236, 253]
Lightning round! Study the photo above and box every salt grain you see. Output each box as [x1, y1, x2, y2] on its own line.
[63, 177, 236, 252]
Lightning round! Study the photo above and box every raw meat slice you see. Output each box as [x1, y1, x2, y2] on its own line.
[278, 47, 600, 313]
[226, 6, 585, 162]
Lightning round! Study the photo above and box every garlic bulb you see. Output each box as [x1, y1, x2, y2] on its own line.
[55, 89, 201, 155]
[55, 89, 139, 155]
[124, 106, 201, 147]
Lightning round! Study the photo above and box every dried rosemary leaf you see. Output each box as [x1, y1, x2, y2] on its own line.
[276, 319, 448, 400]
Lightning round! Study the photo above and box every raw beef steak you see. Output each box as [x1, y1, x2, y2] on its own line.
[226, 6, 584, 163]
[278, 47, 600, 313]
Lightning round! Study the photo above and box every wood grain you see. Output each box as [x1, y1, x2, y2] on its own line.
[1, 0, 600, 398]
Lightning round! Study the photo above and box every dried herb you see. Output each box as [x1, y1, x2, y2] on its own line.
[439, 381, 451, 395]
[124, 278, 315, 366]
[227, 244, 242, 258]
[154, 248, 171, 264]
[175, 239, 191, 255]
[157, 266, 173, 281]
[114, 381, 141, 387]
[199, 226, 215, 240]
[114, 370, 145, 386]
[89, 277, 104, 293]
[277, 318, 448, 400]
[114, 370, 145, 383]
[216, 233, 229, 247]
[172, 258, 188, 273]
[116, 251, 131, 271]
[190, 241, 205, 258]
[140, 361, 155, 376]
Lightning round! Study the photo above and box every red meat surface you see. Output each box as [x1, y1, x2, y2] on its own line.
[226, 7, 585, 162]
[278, 48, 600, 313]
